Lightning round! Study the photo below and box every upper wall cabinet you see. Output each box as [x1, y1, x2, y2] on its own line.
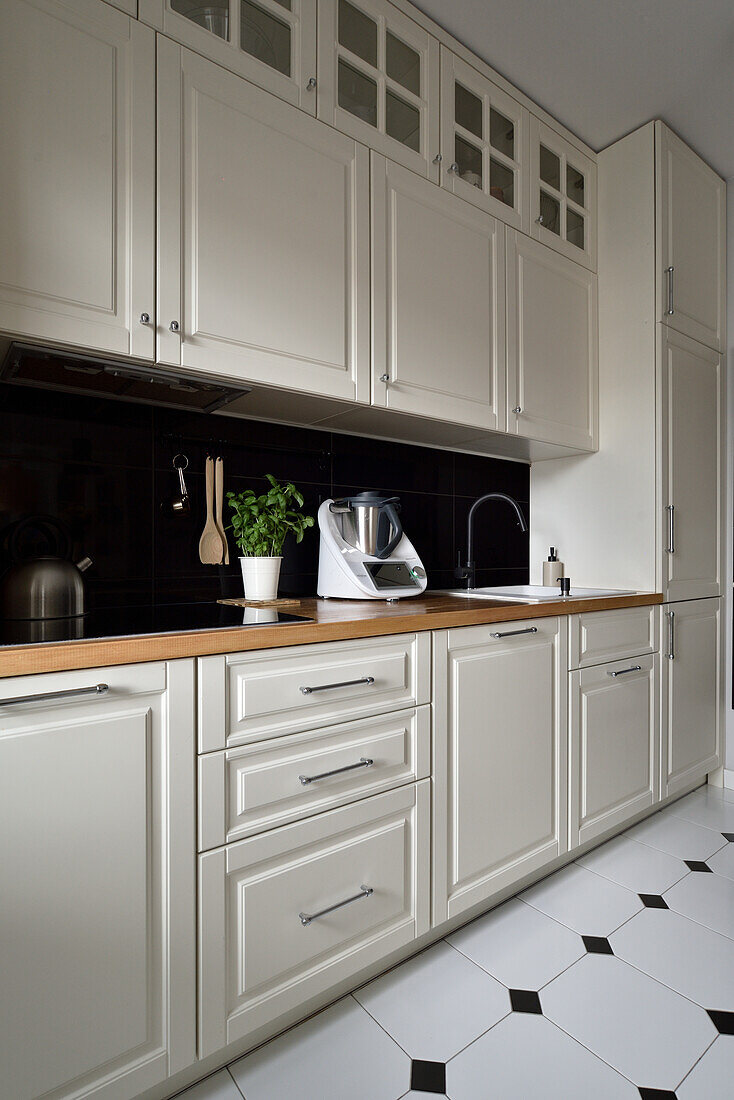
[156, 39, 370, 403]
[530, 117, 597, 271]
[318, 0, 439, 180]
[140, 0, 317, 112]
[371, 154, 506, 432]
[657, 123, 725, 352]
[439, 48, 529, 230]
[105, 0, 137, 13]
[0, 0, 155, 360]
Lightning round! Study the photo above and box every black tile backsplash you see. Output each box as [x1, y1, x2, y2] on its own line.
[0, 382, 529, 608]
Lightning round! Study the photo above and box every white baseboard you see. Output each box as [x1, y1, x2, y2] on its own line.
[724, 768, 734, 791]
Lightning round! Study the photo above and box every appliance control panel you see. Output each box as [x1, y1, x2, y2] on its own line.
[364, 561, 425, 591]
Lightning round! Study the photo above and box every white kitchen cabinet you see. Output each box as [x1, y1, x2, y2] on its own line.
[156, 38, 370, 402]
[569, 605, 658, 670]
[432, 618, 567, 924]
[569, 654, 659, 848]
[140, 0, 317, 113]
[198, 780, 430, 1056]
[660, 328, 722, 602]
[439, 47, 529, 230]
[530, 116, 597, 271]
[661, 599, 721, 798]
[0, 661, 196, 1100]
[318, 0, 439, 179]
[507, 229, 598, 450]
[0, 0, 155, 359]
[105, 0, 137, 14]
[657, 123, 725, 352]
[371, 153, 506, 431]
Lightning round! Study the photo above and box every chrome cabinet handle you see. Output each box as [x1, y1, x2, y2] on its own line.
[299, 757, 374, 785]
[608, 665, 642, 678]
[448, 162, 459, 174]
[666, 610, 675, 660]
[666, 266, 674, 315]
[380, 373, 390, 383]
[490, 627, 538, 639]
[513, 406, 522, 414]
[666, 504, 675, 554]
[0, 683, 109, 708]
[299, 885, 373, 926]
[300, 676, 375, 695]
[169, 320, 180, 333]
[139, 312, 150, 324]
[432, 153, 443, 164]
[306, 76, 317, 90]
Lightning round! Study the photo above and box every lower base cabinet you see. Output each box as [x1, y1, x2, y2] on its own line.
[198, 780, 430, 1057]
[569, 653, 659, 848]
[661, 598, 721, 797]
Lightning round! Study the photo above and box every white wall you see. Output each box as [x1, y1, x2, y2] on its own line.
[725, 182, 733, 771]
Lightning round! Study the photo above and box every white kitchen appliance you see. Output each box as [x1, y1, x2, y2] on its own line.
[317, 493, 427, 600]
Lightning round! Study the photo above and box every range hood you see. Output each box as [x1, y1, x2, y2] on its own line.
[0, 343, 251, 414]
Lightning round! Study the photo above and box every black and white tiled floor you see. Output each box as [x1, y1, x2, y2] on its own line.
[175, 784, 734, 1100]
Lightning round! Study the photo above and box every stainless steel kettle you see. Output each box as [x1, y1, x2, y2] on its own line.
[329, 492, 403, 560]
[0, 516, 92, 620]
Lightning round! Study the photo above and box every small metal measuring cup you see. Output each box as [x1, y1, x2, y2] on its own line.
[170, 454, 190, 513]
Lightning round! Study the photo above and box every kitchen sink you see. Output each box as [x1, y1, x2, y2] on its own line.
[434, 585, 634, 603]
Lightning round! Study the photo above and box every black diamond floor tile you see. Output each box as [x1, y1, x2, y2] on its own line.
[638, 1089, 677, 1099]
[509, 988, 542, 1014]
[684, 860, 712, 872]
[639, 893, 669, 908]
[722, 832, 734, 842]
[411, 1059, 446, 1093]
[582, 935, 614, 955]
[706, 1009, 734, 1034]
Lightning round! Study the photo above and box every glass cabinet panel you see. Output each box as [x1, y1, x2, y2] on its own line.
[539, 144, 560, 190]
[338, 57, 377, 125]
[386, 32, 420, 95]
[241, 0, 291, 75]
[338, 0, 377, 66]
[386, 89, 419, 151]
[171, 0, 230, 39]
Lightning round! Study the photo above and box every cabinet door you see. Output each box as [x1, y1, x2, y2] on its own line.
[529, 116, 597, 271]
[372, 154, 506, 431]
[433, 619, 567, 924]
[661, 599, 721, 798]
[507, 229, 597, 450]
[657, 123, 725, 352]
[0, 661, 195, 1100]
[660, 329, 722, 601]
[157, 39, 370, 402]
[0, 0, 155, 359]
[199, 781, 430, 1056]
[439, 47, 529, 230]
[570, 654, 659, 848]
[318, 0, 439, 179]
[140, 0, 317, 113]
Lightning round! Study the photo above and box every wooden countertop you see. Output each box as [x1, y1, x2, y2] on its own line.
[0, 592, 663, 678]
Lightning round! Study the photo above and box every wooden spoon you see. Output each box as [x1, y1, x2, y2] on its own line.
[199, 457, 223, 564]
[214, 456, 229, 564]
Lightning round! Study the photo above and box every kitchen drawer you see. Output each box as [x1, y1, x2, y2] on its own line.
[446, 615, 560, 652]
[198, 706, 430, 850]
[569, 606, 658, 669]
[198, 780, 430, 1056]
[198, 633, 431, 751]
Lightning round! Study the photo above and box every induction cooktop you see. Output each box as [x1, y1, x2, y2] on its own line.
[0, 602, 314, 647]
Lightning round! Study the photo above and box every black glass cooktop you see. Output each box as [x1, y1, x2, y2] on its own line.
[0, 602, 313, 647]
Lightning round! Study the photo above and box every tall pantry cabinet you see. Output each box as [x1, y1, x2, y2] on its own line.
[530, 120, 726, 796]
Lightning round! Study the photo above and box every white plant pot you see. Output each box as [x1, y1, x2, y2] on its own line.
[239, 556, 282, 601]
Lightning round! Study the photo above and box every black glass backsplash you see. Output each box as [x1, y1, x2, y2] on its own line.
[0, 382, 529, 610]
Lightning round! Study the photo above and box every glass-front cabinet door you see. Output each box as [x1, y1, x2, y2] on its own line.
[318, 0, 439, 179]
[139, 0, 317, 112]
[530, 117, 597, 271]
[439, 49, 529, 229]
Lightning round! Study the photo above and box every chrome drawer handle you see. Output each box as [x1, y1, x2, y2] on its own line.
[0, 683, 109, 708]
[299, 885, 373, 926]
[490, 627, 538, 639]
[666, 266, 674, 315]
[608, 665, 642, 678]
[299, 757, 374, 786]
[300, 676, 375, 695]
[665, 504, 675, 554]
[666, 609, 675, 661]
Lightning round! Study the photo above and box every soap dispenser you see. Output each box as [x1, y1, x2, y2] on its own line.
[542, 547, 564, 587]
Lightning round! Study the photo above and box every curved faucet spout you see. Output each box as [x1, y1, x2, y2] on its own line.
[457, 493, 528, 589]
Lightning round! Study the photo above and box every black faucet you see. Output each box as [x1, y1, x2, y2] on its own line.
[455, 493, 528, 589]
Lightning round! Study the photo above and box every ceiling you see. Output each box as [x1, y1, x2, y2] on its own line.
[413, 0, 734, 179]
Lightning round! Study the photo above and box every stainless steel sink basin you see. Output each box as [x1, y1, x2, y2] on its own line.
[434, 584, 634, 603]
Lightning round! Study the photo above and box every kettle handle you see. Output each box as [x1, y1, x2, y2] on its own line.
[376, 503, 403, 560]
[8, 515, 73, 564]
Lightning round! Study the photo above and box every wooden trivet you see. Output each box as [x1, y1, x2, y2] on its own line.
[217, 597, 304, 609]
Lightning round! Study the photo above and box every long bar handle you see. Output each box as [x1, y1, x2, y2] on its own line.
[299, 757, 374, 786]
[299, 885, 373, 926]
[666, 504, 675, 554]
[608, 665, 642, 678]
[300, 676, 374, 695]
[490, 627, 538, 639]
[0, 683, 109, 708]
[666, 266, 675, 314]
[666, 610, 675, 661]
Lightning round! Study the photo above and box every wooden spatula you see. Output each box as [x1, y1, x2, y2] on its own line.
[199, 456, 223, 564]
[214, 456, 229, 564]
